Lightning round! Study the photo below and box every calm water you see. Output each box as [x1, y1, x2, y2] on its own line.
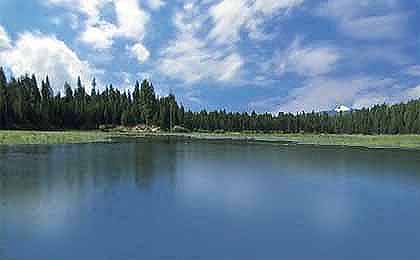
[1, 138, 420, 260]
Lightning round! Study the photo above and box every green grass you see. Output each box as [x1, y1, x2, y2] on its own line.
[0, 130, 114, 145]
[272, 134, 420, 149]
[159, 132, 420, 150]
[1, 130, 420, 150]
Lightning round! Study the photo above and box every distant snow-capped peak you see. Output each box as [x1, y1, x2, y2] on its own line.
[334, 105, 351, 113]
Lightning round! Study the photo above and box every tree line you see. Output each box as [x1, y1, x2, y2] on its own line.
[1, 67, 420, 134]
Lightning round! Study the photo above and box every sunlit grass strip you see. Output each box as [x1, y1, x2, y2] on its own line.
[274, 134, 420, 149]
[161, 132, 420, 150]
[2, 130, 420, 149]
[0, 131, 113, 145]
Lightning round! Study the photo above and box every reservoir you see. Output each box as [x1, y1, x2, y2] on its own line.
[1, 138, 420, 259]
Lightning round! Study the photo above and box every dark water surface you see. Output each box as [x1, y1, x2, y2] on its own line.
[1, 138, 420, 260]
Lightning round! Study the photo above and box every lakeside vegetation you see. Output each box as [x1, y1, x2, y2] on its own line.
[2, 130, 420, 150]
[1, 68, 420, 144]
[158, 132, 420, 149]
[243, 133, 420, 149]
[0, 130, 113, 145]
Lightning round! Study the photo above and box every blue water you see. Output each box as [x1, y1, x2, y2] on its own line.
[1, 138, 420, 259]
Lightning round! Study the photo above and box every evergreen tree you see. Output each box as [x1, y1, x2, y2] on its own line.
[41, 76, 53, 126]
[139, 80, 156, 125]
[0, 67, 7, 128]
[1, 69, 420, 134]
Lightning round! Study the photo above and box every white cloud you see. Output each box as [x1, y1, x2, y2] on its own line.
[209, 0, 304, 44]
[352, 95, 388, 110]
[0, 32, 97, 93]
[68, 13, 81, 30]
[47, 0, 150, 55]
[339, 14, 406, 40]
[78, 0, 149, 50]
[245, 17, 274, 41]
[276, 77, 397, 113]
[405, 85, 420, 100]
[113, 0, 149, 40]
[50, 13, 80, 30]
[146, 0, 165, 10]
[208, 0, 253, 44]
[156, 0, 304, 84]
[158, 33, 243, 83]
[46, 0, 114, 49]
[271, 75, 420, 113]
[218, 53, 244, 81]
[45, 0, 110, 20]
[129, 43, 150, 63]
[405, 65, 420, 77]
[80, 21, 117, 50]
[254, 0, 304, 15]
[50, 16, 62, 26]
[318, 0, 405, 40]
[0, 25, 11, 49]
[274, 38, 340, 77]
[156, 4, 244, 83]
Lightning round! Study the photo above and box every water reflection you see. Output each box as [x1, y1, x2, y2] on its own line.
[0, 140, 178, 235]
[1, 139, 420, 260]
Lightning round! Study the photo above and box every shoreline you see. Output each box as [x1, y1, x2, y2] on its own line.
[0, 130, 115, 145]
[147, 132, 420, 150]
[1, 130, 420, 150]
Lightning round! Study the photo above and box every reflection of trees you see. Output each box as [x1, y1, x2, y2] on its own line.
[133, 137, 178, 189]
[1, 140, 420, 222]
[218, 143, 420, 186]
[0, 139, 180, 212]
[0, 145, 50, 209]
[268, 145, 420, 182]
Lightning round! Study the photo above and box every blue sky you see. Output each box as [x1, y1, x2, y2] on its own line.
[0, 0, 419, 113]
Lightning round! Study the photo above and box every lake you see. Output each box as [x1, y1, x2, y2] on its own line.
[1, 138, 420, 260]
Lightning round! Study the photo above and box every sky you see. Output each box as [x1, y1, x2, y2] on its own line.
[0, 0, 419, 113]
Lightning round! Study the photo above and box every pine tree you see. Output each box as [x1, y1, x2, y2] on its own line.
[1, 69, 420, 135]
[0, 67, 7, 128]
[41, 76, 53, 126]
[139, 80, 156, 125]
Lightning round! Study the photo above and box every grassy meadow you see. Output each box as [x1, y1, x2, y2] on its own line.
[1, 130, 420, 150]
[162, 132, 420, 150]
[271, 133, 420, 149]
[0, 130, 113, 145]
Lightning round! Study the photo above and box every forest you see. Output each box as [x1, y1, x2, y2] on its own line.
[1, 67, 420, 135]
